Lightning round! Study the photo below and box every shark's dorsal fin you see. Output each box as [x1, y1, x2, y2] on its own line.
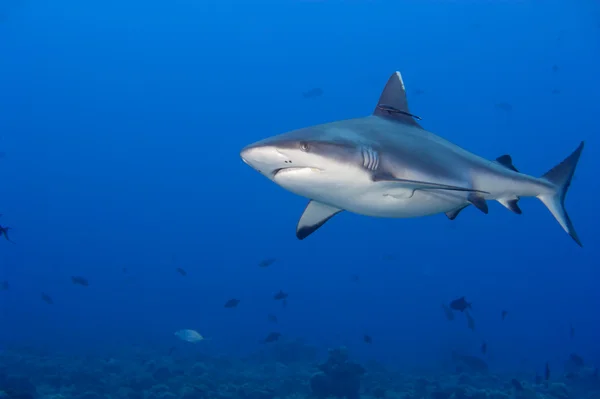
[373, 71, 423, 129]
[296, 200, 342, 240]
[495, 155, 519, 172]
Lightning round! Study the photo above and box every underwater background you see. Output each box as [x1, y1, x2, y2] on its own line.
[1, 1, 599, 398]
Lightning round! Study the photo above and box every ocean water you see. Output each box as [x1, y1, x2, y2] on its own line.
[1, 1, 599, 399]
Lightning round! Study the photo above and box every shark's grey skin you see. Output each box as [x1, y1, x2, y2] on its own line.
[240, 71, 584, 245]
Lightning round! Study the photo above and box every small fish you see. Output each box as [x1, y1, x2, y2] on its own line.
[413, 88, 425, 96]
[382, 254, 395, 261]
[0, 280, 8, 290]
[481, 341, 487, 354]
[552, 89, 560, 95]
[465, 311, 475, 332]
[282, 298, 287, 308]
[122, 267, 127, 274]
[363, 334, 372, 344]
[501, 310, 508, 320]
[495, 102, 513, 112]
[41, 293, 53, 304]
[545, 362, 550, 380]
[449, 297, 471, 312]
[176, 267, 187, 276]
[273, 290, 288, 300]
[71, 276, 89, 286]
[174, 329, 206, 343]
[268, 313, 278, 323]
[570, 324, 575, 339]
[224, 298, 240, 308]
[302, 88, 323, 99]
[0, 225, 15, 243]
[441, 304, 455, 321]
[511, 378, 524, 391]
[350, 274, 359, 283]
[262, 332, 281, 343]
[552, 64, 559, 72]
[258, 258, 276, 268]
[167, 346, 176, 356]
[569, 353, 584, 367]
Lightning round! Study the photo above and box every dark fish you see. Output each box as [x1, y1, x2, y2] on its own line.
[0, 280, 8, 290]
[465, 311, 475, 332]
[442, 304, 455, 321]
[176, 267, 187, 276]
[545, 362, 550, 380]
[501, 310, 508, 320]
[593, 367, 598, 378]
[350, 274, 359, 283]
[481, 341, 487, 354]
[122, 267, 127, 274]
[552, 89, 560, 95]
[41, 293, 53, 304]
[495, 102, 513, 112]
[71, 276, 89, 286]
[259, 258, 276, 267]
[263, 332, 281, 343]
[449, 297, 471, 312]
[363, 334, 372, 344]
[167, 346, 176, 356]
[382, 254, 395, 261]
[511, 379, 524, 391]
[282, 298, 287, 308]
[273, 290, 288, 300]
[452, 352, 488, 372]
[413, 88, 425, 96]
[569, 353, 584, 367]
[268, 313, 278, 323]
[552, 64, 559, 72]
[0, 225, 15, 243]
[302, 88, 323, 99]
[570, 324, 575, 339]
[224, 298, 240, 308]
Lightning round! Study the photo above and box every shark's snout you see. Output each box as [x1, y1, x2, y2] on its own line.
[240, 144, 293, 176]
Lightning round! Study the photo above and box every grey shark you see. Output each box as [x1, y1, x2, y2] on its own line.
[240, 71, 584, 246]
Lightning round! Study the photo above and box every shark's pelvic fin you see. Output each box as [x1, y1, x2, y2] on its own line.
[373, 71, 423, 129]
[373, 173, 489, 195]
[495, 155, 519, 172]
[498, 197, 522, 214]
[537, 141, 584, 247]
[296, 200, 342, 240]
[445, 204, 470, 220]
[467, 193, 488, 214]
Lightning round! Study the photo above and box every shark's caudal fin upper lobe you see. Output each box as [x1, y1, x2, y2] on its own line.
[537, 142, 584, 247]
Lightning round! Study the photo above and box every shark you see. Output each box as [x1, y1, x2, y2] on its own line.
[240, 71, 584, 246]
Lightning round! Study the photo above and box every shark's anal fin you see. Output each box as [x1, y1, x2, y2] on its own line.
[446, 204, 470, 220]
[495, 155, 519, 172]
[373, 71, 423, 129]
[498, 197, 522, 214]
[373, 172, 489, 195]
[467, 193, 488, 214]
[296, 200, 342, 240]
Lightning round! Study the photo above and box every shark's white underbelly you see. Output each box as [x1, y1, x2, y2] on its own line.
[274, 169, 466, 218]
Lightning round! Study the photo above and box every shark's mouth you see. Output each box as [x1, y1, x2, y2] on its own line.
[272, 167, 322, 178]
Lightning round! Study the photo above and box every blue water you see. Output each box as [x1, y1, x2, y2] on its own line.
[1, 1, 599, 398]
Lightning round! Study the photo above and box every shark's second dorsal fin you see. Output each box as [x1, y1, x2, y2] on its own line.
[373, 71, 423, 129]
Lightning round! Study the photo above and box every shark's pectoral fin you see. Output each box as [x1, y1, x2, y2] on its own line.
[445, 204, 470, 220]
[495, 155, 519, 172]
[373, 71, 423, 129]
[467, 193, 488, 214]
[373, 173, 489, 195]
[498, 197, 522, 214]
[296, 200, 343, 240]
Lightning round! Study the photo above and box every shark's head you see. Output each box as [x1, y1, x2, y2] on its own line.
[240, 125, 366, 197]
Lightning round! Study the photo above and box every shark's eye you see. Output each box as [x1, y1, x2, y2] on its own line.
[300, 142, 310, 152]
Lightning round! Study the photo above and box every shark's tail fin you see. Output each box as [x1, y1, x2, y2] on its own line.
[537, 142, 584, 247]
